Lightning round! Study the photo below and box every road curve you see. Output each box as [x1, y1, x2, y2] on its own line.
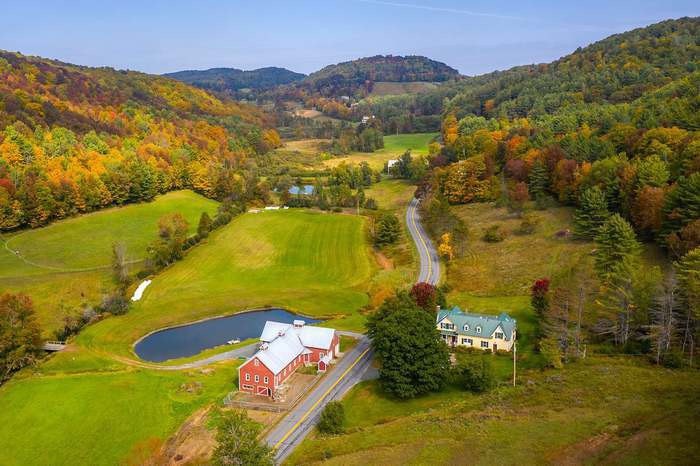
[265, 336, 374, 464]
[406, 197, 441, 285]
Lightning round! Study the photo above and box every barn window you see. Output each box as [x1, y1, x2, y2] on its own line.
[255, 375, 259, 382]
[245, 373, 250, 381]
[264, 376, 269, 384]
[254, 359, 259, 367]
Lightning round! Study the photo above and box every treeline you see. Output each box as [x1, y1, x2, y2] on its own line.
[270, 161, 381, 210]
[0, 50, 281, 231]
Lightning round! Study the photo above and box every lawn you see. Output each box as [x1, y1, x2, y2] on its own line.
[5, 190, 217, 270]
[285, 358, 700, 465]
[324, 133, 437, 171]
[0, 190, 218, 335]
[0, 355, 239, 466]
[78, 209, 374, 357]
[0, 208, 378, 466]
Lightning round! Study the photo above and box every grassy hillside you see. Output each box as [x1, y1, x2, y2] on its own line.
[286, 358, 700, 465]
[0, 190, 218, 334]
[6, 190, 217, 270]
[369, 81, 439, 97]
[78, 209, 373, 356]
[0, 353, 238, 466]
[0, 207, 377, 465]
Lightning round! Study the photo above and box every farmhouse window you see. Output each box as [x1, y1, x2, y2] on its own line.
[476, 326, 482, 334]
[495, 332, 504, 339]
[467, 338, 473, 345]
[440, 322, 455, 330]
[461, 338, 469, 344]
[481, 341, 489, 348]
[463, 324, 470, 331]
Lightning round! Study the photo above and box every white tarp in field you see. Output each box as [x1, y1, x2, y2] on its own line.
[131, 280, 152, 301]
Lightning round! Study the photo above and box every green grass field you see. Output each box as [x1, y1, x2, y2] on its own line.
[0, 206, 378, 465]
[0, 190, 218, 335]
[324, 133, 437, 170]
[286, 358, 700, 465]
[79, 209, 373, 357]
[0, 354, 239, 466]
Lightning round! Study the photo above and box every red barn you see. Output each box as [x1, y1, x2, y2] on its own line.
[238, 320, 339, 398]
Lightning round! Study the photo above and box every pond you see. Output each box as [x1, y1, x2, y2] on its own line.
[134, 308, 320, 362]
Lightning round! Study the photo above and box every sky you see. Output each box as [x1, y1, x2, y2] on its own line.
[1, 1, 698, 76]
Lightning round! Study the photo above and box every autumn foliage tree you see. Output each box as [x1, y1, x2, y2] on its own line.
[1, 293, 42, 382]
[410, 282, 444, 313]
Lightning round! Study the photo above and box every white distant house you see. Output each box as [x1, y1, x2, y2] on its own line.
[361, 115, 375, 125]
[387, 159, 400, 174]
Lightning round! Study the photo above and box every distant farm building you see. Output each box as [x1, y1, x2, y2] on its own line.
[288, 185, 315, 196]
[436, 307, 517, 352]
[238, 320, 339, 398]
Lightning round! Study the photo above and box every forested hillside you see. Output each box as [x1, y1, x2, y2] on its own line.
[418, 17, 699, 366]
[0, 51, 281, 230]
[302, 55, 459, 97]
[164, 66, 306, 97]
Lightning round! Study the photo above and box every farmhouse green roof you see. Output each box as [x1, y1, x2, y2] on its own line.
[436, 307, 516, 340]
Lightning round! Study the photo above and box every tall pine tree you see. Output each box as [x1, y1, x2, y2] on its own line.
[573, 186, 610, 239]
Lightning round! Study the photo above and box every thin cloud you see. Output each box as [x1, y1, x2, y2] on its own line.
[352, 0, 529, 21]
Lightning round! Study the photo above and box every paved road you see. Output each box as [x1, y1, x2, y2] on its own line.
[265, 336, 374, 463]
[261, 199, 439, 463]
[406, 197, 441, 285]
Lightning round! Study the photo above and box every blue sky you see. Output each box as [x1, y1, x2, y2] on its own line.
[1, 1, 698, 76]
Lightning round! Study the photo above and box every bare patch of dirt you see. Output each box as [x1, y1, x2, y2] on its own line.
[374, 251, 394, 270]
[549, 432, 614, 465]
[599, 428, 661, 465]
[155, 407, 216, 465]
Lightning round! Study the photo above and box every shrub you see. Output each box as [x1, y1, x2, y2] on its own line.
[455, 357, 495, 393]
[374, 213, 401, 246]
[482, 225, 506, 242]
[517, 212, 541, 235]
[363, 197, 378, 210]
[100, 293, 130, 315]
[318, 401, 345, 435]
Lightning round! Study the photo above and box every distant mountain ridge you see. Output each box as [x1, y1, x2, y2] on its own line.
[165, 55, 461, 99]
[301, 55, 460, 97]
[163, 66, 306, 95]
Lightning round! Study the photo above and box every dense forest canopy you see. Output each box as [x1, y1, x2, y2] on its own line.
[163, 66, 306, 96]
[301, 55, 460, 96]
[0, 51, 281, 230]
[427, 17, 699, 259]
